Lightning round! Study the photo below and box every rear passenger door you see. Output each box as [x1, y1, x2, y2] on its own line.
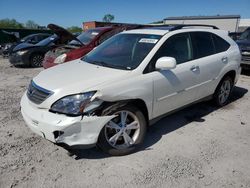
[190, 32, 230, 99]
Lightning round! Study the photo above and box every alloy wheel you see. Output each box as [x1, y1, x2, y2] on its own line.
[32, 55, 43, 67]
[218, 80, 231, 104]
[104, 110, 140, 149]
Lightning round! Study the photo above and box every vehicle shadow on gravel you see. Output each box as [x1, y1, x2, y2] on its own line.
[68, 86, 248, 159]
[10, 65, 41, 69]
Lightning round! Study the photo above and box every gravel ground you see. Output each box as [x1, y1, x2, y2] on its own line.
[0, 57, 250, 188]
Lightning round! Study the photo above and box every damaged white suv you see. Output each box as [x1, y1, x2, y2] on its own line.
[21, 25, 241, 155]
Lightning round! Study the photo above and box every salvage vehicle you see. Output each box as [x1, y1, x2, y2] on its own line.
[236, 27, 250, 69]
[9, 24, 81, 67]
[42, 25, 140, 69]
[2, 33, 51, 57]
[21, 25, 241, 155]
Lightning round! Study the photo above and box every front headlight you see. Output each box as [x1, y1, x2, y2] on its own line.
[50, 91, 102, 116]
[54, 53, 67, 64]
[17, 50, 28, 55]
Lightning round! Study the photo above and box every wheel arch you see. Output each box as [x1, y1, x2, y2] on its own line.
[213, 69, 236, 94]
[221, 70, 236, 83]
[95, 98, 149, 126]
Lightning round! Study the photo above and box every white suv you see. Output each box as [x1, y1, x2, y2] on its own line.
[21, 25, 241, 155]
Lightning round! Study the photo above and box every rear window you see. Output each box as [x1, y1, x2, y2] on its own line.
[191, 32, 215, 59]
[212, 34, 230, 53]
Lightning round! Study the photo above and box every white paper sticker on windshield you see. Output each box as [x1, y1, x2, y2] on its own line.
[139, 38, 158, 44]
[91, 32, 99, 36]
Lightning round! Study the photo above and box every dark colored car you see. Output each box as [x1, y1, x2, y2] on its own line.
[236, 27, 250, 69]
[9, 24, 80, 67]
[2, 33, 51, 57]
[42, 25, 141, 69]
[229, 32, 242, 41]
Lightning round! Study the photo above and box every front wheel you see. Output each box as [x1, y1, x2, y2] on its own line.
[30, 54, 44, 67]
[213, 76, 233, 106]
[97, 105, 147, 156]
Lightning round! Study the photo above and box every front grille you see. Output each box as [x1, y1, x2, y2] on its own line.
[27, 81, 53, 104]
[242, 55, 250, 61]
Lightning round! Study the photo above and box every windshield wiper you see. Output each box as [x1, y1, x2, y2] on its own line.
[89, 60, 130, 70]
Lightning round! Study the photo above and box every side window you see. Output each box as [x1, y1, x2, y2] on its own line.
[191, 32, 215, 59]
[156, 33, 193, 64]
[144, 33, 193, 73]
[36, 35, 42, 42]
[34, 36, 39, 43]
[212, 34, 230, 53]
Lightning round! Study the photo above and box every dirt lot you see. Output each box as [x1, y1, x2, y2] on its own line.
[0, 57, 250, 188]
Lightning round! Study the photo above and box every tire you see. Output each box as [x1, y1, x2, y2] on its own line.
[213, 76, 233, 107]
[97, 104, 147, 156]
[30, 54, 44, 67]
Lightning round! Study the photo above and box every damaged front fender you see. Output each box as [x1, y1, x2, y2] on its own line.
[54, 115, 116, 146]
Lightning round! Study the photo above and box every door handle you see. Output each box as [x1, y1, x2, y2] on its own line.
[221, 57, 228, 63]
[190, 65, 199, 72]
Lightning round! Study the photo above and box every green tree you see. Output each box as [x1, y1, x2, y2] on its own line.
[25, 20, 39, 29]
[102, 14, 115, 23]
[67, 26, 82, 33]
[0, 18, 24, 29]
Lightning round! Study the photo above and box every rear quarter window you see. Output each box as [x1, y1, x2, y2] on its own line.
[212, 34, 230, 53]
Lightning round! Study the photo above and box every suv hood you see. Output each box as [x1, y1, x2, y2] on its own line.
[48, 24, 83, 45]
[33, 59, 130, 97]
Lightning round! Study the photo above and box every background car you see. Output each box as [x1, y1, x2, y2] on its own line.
[2, 33, 51, 57]
[9, 24, 80, 67]
[229, 32, 242, 41]
[236, 27, 250, 69]
[42, 25, 142, 69]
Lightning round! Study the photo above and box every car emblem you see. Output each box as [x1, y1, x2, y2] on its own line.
[28, 86, 36, 96]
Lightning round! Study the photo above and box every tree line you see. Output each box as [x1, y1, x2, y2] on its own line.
[0, 14, 115, 33]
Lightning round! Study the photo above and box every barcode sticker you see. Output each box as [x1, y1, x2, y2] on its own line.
[91, 32, 99, 35]
[139, 38, 158, 44]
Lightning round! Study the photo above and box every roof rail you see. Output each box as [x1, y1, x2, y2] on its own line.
[170, 24, 219, 31]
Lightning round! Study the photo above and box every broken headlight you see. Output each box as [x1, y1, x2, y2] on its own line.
[50, 91, 102, 116]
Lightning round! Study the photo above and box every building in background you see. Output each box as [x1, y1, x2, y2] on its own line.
[238, 19, 250, 32]
[82, 21, 144, 31]
[163, 15, 241, 32]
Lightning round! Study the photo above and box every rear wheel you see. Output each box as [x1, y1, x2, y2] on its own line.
[30, 54, 44, 67]
[213, 76, 233, 106]
[97, 105, 147, 156]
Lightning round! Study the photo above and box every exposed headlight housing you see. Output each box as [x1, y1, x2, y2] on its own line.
[54, 53, 67, 64]
[17, 50, 28, 55]
[50, 91, 102, 116]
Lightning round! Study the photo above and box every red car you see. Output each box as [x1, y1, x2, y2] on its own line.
[43, 25, 139, 69]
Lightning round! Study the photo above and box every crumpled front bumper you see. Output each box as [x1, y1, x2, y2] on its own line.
[9, 53, 27, 65]
[20, 94, 114, 147]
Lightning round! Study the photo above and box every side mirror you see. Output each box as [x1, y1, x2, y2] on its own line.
[155, 57, 176, 70]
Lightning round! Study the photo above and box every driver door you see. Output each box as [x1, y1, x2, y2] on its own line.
[149, 32, 201, 118]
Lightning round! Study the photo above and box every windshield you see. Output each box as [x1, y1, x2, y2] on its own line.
[35, 34, 58, 46]
[68, 29, 102, 46]
[239, 29, 250, 40]
[20, 34, 35, 42]
[82, 33, 161, 70]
